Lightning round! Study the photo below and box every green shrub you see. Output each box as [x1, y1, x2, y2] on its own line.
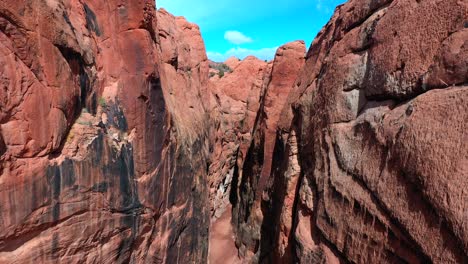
[210, 63, 232, 74]
[99, 97, 107, 108]
[219, 63, 232, 73]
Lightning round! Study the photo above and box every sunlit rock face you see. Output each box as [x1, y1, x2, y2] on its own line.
[208, 0, 467, 263]
[207, 41, 306, 262]
[0, 0, 466, 263]
[255, 0, 467, 263]
[0, 1, 211, 263]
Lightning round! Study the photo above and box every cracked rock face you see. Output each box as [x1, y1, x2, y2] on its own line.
[263, 0, 467, 263]
[0, 1, 210, 263]
[207, 0, 467, 263]
[206, 41, 306, 262]
[0, 0, 466, 263]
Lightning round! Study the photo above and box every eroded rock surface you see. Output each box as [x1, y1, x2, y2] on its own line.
[207, 42, 306, 218]
[0, 2, 210, 263]
[208, 0, 467, 263]
[260, 0, 467, 263]
[0, 0, 466, 263]
[208, 56, 270, 218]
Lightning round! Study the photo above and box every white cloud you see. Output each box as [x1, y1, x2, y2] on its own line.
[207, 47, 278, 62]
[224, 31, 253, 45]
[315, 0, 333, 14]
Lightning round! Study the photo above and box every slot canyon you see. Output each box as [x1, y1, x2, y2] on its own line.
[0, 0, 466, 263]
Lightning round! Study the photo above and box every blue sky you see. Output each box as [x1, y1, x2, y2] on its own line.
[157, 0, 346, 62]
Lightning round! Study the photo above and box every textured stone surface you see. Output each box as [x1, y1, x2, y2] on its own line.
[207, 41, 306, 262]
[207, 55, 270, 220]
[263, 0, 468, 263]
[0, 0, 466, 263]
[208, 0, 467, 263]
[0, 2, 210, 263]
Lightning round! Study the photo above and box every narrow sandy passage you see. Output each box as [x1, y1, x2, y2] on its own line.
[209, 205, 242, 264]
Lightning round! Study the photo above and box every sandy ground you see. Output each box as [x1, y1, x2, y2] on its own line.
[209, 205, 243, 264]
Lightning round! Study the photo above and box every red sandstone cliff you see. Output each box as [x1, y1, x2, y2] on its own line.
[0, 0, 466, 263]
[256, 0, 467, 263]
[207, 42, 306, 262]
[0, 1, 210, 263]
[208, 0, 467, 263]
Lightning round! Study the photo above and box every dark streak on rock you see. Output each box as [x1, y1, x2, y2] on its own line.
[83, 4, 102, 36]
